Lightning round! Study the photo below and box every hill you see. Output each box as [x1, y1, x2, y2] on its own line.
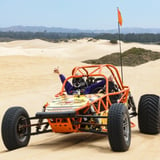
[1, 26, 160, 33]
[83, 47, 160, 66]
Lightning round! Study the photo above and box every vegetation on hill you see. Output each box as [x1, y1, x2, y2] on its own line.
[94, 33, 160, 43]
[0, 32, 94, 42]
[0, 31, 160, 43]
[83, 47, 160, 66]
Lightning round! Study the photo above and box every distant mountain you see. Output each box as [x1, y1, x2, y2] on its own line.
[0, 26, 104, 33]
[0, 26, 160, 34]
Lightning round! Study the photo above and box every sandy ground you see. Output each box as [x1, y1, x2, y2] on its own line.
[0, 39, 160, 160]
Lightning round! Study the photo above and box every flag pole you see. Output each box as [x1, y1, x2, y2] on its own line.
[118, 22, 123, 83]
[117, 7, 123, 83]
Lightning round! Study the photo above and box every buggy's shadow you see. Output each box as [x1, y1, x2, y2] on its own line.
[29, 132, 110, 153]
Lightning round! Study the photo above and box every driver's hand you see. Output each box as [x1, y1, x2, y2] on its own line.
[53, 67, 60, 74]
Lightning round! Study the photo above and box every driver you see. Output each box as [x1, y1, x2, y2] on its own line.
[53, 68, 105, 95]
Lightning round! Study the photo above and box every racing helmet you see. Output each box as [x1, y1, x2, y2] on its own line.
[72, 77, 86, 89]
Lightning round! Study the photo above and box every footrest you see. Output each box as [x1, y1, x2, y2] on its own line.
[36, 111, 76, 118]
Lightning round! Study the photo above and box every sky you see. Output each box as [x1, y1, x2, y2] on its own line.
[0, 0, 160, 30]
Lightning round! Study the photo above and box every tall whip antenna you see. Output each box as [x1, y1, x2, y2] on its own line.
[117, 7, 123, 83]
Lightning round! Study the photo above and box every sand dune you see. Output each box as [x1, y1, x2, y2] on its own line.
[0, 39, 160, 160]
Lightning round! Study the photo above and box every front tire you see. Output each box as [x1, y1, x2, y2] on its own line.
[108, 103, 131, 152]
[138, 94, 160, 134]
[1, 106, 31, 150]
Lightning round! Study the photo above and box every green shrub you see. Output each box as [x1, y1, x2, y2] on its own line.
[110, 39, 118, 44]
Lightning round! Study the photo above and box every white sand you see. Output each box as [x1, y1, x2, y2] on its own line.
[0, 39, 160, 160]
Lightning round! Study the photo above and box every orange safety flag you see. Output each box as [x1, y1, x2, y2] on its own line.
[117, 8, 123, 26]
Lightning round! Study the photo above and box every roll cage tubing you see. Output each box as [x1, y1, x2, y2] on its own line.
[50, 64, 132, 132]
[59, 64, 129, 106]
[72, 64, 124, 90]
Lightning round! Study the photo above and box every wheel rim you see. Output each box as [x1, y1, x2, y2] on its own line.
[16, 116, 29, 142]
[123, 114, 130, 142]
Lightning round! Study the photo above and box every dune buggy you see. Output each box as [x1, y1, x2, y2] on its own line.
[1, 64, 160, 152]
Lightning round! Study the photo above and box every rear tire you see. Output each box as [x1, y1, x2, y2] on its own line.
[1, 106, 31, 150]
[138, 94, 160, 134]
[108, 103, 131, 152]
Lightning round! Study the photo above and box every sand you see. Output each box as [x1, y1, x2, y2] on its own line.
[0, 39, 160, 160]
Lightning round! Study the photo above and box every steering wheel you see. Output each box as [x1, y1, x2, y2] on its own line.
[91, 86, 106, 94]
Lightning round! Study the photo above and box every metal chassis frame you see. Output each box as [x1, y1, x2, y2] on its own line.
[24, 64, 137, 136]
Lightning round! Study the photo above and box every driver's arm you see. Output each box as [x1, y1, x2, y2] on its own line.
[54, 68, 74, 94]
